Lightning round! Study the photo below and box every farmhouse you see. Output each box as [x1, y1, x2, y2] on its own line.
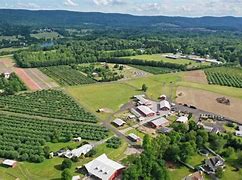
[201, 156, 225, 174]
[176, 116, 188, 124]
[128, 133, 141, 142]
[84, 154, 125, 180]
[137, 105, 155, 117]
[159, 100, 171, 111]
[2, 159, 17, 168]
[64, 144, 93, 159]
[134, 95, 151, 106]
[149, 117, 169, 129]
[112, 118, 126, 127]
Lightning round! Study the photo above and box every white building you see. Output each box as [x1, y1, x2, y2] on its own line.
[112, 118, 126, 127]
[137, 105, 155, 117]
[64, 144, 93, 159]
[134, 95, 151, 106]
[176, 116, 188, 124]
[159, 100, 171, 111]
[84, 154, 125, 180]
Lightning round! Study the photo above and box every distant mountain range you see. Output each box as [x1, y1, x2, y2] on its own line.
[1, 9, 242, 31]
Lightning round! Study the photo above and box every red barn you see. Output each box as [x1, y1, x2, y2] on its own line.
[137, 105, 155, 117]
[84, 154, 125, 180]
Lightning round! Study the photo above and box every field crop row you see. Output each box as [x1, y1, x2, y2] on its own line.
[130, 65, 175, 74]
[205, 67, 242, 88]
[0, 113, 108, 162]
[0, 90, 97, 122]
[40, 66, 96, 86]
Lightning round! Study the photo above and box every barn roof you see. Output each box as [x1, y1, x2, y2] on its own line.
[85, 154, 125, 180]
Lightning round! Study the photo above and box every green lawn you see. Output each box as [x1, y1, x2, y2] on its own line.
[222, 165, 242, 180]
[95, 139, 128, 161]
[66, 82, 139, 119]
[124, 54, 210, 67]
[168, 166, 192, 180]
[187, 154, 205, 167]
[45, 142, 79, 152]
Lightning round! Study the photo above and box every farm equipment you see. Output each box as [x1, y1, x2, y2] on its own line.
[216, 97, 230, 105]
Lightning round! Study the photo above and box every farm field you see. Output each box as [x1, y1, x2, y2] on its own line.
[40, 65, 96, 86]
[123, 54, 210, 67]
[30, 32, 62, 39]
[205, 67, 242, 88]
[182, 70, 208, 84]
[0, 56, 58, 90]
[0, 90, 97, 122]
[129, 65, 175, 74]
[176, 86, 242, 123]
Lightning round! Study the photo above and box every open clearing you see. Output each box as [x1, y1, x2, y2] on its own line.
[176, 86, 242, 123]
[0, 56, 59, 90]
[123, 54, 210, 67]
[182, 70, 207, 84]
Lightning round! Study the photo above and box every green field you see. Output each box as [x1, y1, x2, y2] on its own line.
[66, 83, 139, 119]
[30, 32, 62, 40]
[129, 65, 175, 74]
[124, 54, 210, 67]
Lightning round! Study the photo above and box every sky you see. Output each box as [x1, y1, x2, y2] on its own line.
[0, 0, 242, 17]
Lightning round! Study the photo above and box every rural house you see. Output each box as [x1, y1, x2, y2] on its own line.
[200, 156, 225, 174]
[84, 154, 125, 180]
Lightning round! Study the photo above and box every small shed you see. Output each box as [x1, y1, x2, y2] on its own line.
[4, 72, 11, 79]
[2, 159, 17, 168]
[128, 133, 141, 142]
[112, 118, 126, 127]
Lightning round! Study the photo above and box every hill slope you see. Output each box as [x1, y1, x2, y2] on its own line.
[0, 9, 242, 30]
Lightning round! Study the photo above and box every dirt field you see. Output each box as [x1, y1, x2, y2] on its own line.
[183, 70, 207, 84]
[176, 87, 242, 123]
[0, 56, 59, 91]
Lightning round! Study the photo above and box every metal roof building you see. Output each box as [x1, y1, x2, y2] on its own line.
[84, 154, 125, 180]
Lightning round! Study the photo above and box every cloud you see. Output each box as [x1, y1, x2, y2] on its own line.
[16, 2, 40, 9]
[93, 0, 126, 6]
[64, 0, 79, 7]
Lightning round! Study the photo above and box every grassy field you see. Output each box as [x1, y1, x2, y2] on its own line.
[168, 166, 191, 180]
[30, 32, 62, 40]
[124, 54, 210, 67]
[66, 83, 139, 119]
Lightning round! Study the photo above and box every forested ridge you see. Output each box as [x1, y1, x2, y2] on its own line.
[1, 9, 242, 31]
